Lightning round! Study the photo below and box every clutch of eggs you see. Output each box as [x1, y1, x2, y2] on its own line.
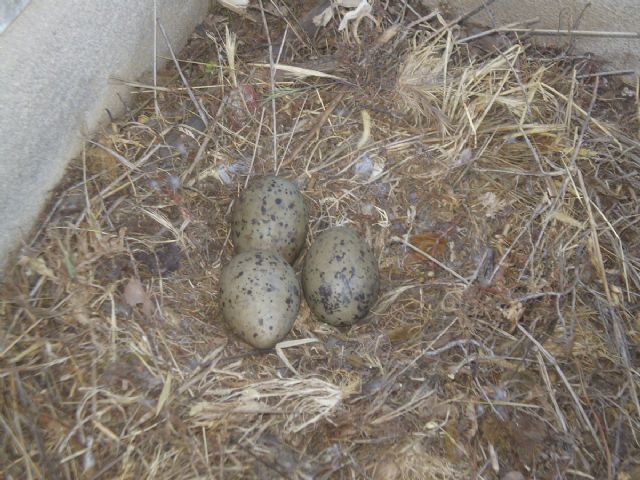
[222, 177, 379, 350]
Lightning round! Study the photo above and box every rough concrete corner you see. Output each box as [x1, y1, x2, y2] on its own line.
[0, 0, 209, 275]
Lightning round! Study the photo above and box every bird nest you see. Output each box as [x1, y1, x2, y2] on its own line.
[2, 2, 639, 479]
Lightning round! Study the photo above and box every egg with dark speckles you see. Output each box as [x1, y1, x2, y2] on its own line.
[231, 176, 308, 264]
[220, 250, 300, 349]
[302, 227, 379, 326]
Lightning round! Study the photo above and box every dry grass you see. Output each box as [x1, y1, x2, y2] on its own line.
[2, 2, 639, 479]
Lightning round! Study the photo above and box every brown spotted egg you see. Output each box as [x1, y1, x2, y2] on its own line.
[220, 250, 300, 349]
[302, 227, 379, 326]
[231, 176, 308, 264]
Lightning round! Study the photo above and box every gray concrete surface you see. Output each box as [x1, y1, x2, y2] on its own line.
[0, 0, 209, 275]
[423, 0, 640, 71]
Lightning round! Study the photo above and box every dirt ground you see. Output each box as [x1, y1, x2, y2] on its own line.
[1, 2, 639, 479]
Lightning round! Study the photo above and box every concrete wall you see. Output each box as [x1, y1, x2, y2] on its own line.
[0, 0, 209, 274]
[424, 0, 640, 72]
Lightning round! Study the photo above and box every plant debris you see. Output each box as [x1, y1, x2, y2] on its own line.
[2, 2, 639, 479]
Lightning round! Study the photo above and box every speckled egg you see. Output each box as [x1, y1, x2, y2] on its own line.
[231, 176, 308, 264]
[220, 250, 301, 349]
[302, 227, 379, 326]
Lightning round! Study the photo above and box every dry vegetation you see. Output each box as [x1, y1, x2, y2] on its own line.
[2, 1, 640, 479]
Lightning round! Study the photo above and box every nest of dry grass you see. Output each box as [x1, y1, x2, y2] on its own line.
[2, 2, 639, 479]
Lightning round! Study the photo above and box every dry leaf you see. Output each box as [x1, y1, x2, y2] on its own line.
[313, 0, 362, 28]
[18, 256, 56, 279]
[502, 472, 526, 480]
[275, 338, 319, 376]
[478, 192, 506, 218]
[156, 373, 173, 416]
[453, 147, 474, 167]
[409, 232, 448, 259]
[250, 63, 346, 81]
[371, 285, 415, 315]
[82, 437, 95, 472]
[312, 4, 334, 27]
[345, 353, 369, 369]
[388, 324, 420, 344]
[217, 0, 248, 14]
[373, 459, 400, 480]
[224, 84, 259, 120]
[357, 109, 371, 148]
[552, 210, 584, 229]
[338, 0, 374, 32]
[353, 153, 385, 182]
[123, 278, 153, 317]
[376, 24, 402, 45]
[462, 401, 478, 441]
[501, 301, 524, 324]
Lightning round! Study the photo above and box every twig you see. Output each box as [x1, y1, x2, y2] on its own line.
[182, 100, 226, 186]
[245, 107, 267, 188]
[429, 0, 499, 40]
[488, 202, 547, 283]
[577, 69, 638, 79]
[114, 79, 225, 92]
[423, 338, 494, 357]
[96, 144, 162, 200]
[454, 0, 499, 25]
[89, 454, 125, 480]
[0, 415, 43, 478]
[280, 91, 346, 169]
[474, 168, 565, 177]
[516, 288, 573, 302]
[458, 17, 540, 43]
[565, 77, 616, 304]
[152, 0, 160, 119]
[245, 448, 295, 480]
[519, 76, 601, 281]
[87, 140, 140, 172]
[28, 175, 102, 247]
[517, 323, 603, 451]
[157, 20, 208, 127]
[609, 305, 640, 419]
[576, 369, 613, 480]
[576, 169, 613, 303]
[506, 28, 639, 38]
[391, 236, 469, 285]
[278, 95, 308, 174]
[258, 0, 280, 171]
[535, 350, 568, 432]
[405, 11, 440, 30]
